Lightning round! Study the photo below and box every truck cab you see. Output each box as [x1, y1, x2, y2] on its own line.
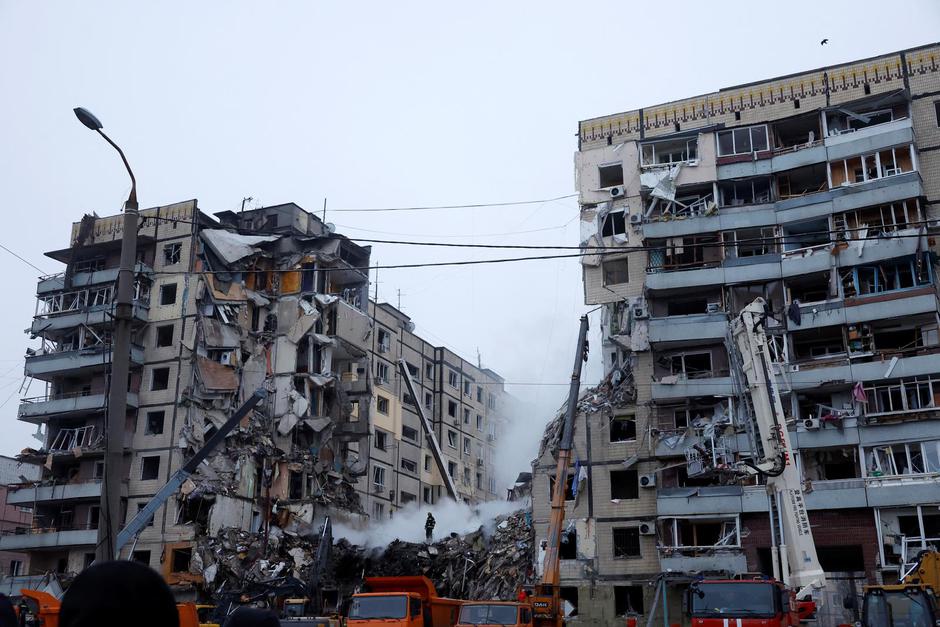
[688, 579, 804, 627]
[455, 601, 533, 627]
[347, 577, 461, 627]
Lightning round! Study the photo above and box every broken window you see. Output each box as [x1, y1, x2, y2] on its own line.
[288, 471, 303, 499]
[424, 392, 433, 409]
[401, 458, 417, 473]
[132, 550, 151, 565]
[402, 392, 415, 408]
[372, 466, 386, 490]
[559, 588, 579, 616]
[827, 107, 895, 135]
[448, 461, 457, 478]
[669, 351, 713, 378]
[786, 271, 831, 304]
[402, 425, 417, 442]
[717, 177, 772, 206]
[844, 256, 930, 298]
[865, 376, 940, 415]
[663, 517, 739, 548]
[772, 114, 821, 151]
[140, 456, 160, 481]
[447, 400, 457, 418]
[374, 362, 389, 385]
[791, 326, 846, 360]
[155, 324, 174, 347]
[602, 259, 629, 286]
[372, 502, 385, 519]
[400, 492, 416, 505]
[476, 386, 483, 403]
[610, 415, 636, 442]
[476, 414, 483, 431]
[424, 456, 432, 472]
[463, 437, 471, 455]
[159, 283, 178, 306]
[614, 586, 644, 616]
[447, 430, 457, 448]
[640, 137, 698, 167]
[170, 547, 192, 573]
[839, 200, 920, 238]
[374, 431, 387, 451]
[829, 146, 913, 186]
[377, 328, 391, 353]
[145, 410, 165, 435]
[777, 163, 828, 198]
[163, 243, 182, 266]
[151, 367, 170, 391]
[549, 474, 576, 501]
[649, 234, 721, 271]
[717, 125, 769, 156]
[423, 487, 433, 504]
[487, 394, 496, 410]
[376, 396, 390, 415]
[723, 227, 777, 258]
[448, 370, 458, 388]
[460, 408, 469, 424]
[559, 529, 577, 559]
[476, 472, 482, 489]
[405, 361, 419, 381]
[610, 469, 639, 500]
[782, 217, 830, 253]
[612, 528, 641, 558]
[598, 163, 624, 188]
[601, 211, 627, 237]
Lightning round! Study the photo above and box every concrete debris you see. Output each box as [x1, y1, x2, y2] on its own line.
[201, 229, 281, 264]
[195, 509, 533, 605]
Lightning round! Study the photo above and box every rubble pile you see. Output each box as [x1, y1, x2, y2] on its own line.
[196, 509, 534, 603]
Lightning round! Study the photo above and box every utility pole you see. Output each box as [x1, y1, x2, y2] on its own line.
[74, 108, 138, 562]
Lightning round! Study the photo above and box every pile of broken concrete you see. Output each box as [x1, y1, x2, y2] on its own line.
[196, 508, 534, 604]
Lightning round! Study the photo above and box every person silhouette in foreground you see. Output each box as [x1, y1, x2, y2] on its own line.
[60, 560, 179, 627]
[0, 593, 16, 627]
[222, 606, 280, 627]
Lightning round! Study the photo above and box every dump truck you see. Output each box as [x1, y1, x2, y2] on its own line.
[850, 549, 940, 626]
[347, 576, 462, 627]
[14, 591, 212, 627]
[455, 600, 534, 627]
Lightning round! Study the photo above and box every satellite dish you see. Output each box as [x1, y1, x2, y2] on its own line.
[325, 223, 336, 234]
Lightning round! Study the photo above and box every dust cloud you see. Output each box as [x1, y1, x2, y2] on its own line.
[333, 498, 520, 548]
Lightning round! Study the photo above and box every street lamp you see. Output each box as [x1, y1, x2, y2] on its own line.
[73, 107, 139, 562]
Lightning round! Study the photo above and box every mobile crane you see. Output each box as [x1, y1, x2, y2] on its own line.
[686, 299, 826, 626]
[529, 315, 590, 627]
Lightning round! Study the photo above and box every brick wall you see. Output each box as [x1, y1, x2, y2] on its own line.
[741, 509, 879, 582]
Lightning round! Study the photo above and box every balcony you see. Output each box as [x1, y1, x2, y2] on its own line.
[651, 375, 734, 402]
[825, 117, 914, 161]
[865, 474, 940, 507]
[783, 352, 940, 392]
[6, 480, 105, 504]
[648, 312, 729, 345]
[18, 391, 139, 425]
[0, 528, 97, 551]
[36, 263, 153, 295]
[790, 287, 936, 331]
[31, 286, 149, 334]
[659, 552, 747, 574]
[24, 344, 144, 381]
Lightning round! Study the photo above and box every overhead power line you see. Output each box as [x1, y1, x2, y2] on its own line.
[0, 242, 47, 274]
[326, 193, 579, 213]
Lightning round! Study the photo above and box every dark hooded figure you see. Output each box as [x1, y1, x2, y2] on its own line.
[0, 593, 16, 627]
[222, 607, 280, 627]
[60, 561, 179, 627]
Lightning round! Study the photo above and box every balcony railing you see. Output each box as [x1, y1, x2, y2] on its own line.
[35, 282, 150, 319]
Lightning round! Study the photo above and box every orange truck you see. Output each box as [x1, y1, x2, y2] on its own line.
[454, 600, 533, 627]
[347, 576, 462, 627]
[15, 589, 212, 627]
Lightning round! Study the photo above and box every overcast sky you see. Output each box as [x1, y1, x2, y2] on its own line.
[1, 2, 938, 480]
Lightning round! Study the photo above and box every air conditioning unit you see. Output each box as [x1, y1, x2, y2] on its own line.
[802, 418, 820, 430]
[638, 522, 655, 536]
[219, 352, 233, 366]
[639, 473, 656, 489]
[629, 213, 643, 226]
[633, 305, 649, 320]
[706, 302, 722, 314]
[610, 186, 625, 198]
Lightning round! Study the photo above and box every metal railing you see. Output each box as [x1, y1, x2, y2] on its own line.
[20, 390, 101, 405]
[49, 426, 101, 452]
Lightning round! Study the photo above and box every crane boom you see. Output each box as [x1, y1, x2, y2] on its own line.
[532, 315, 589, 627]
[731, 299, 825, 594]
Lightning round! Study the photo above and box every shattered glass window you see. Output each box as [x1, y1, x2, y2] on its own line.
[602, 259, 629, 286]
[163, 243, 182, 266]
[613, 528, 641, 558]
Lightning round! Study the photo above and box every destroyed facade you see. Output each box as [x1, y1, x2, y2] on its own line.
[532, 43, 940, 625]
[3, 201, 507, 592]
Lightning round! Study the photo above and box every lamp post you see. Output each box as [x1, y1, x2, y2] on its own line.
[73, 107, 138, 562]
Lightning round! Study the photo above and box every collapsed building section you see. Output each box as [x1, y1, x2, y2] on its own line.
[4, 200, 511, 597]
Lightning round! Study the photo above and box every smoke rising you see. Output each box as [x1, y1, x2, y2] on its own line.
[333, 498, 520, 548]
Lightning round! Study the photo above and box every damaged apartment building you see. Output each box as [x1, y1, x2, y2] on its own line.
[2, 200, 507, 590]
[533, 43, 940, 626]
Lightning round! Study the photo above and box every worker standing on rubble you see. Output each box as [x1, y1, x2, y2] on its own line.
[425, 512, 436, 541]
